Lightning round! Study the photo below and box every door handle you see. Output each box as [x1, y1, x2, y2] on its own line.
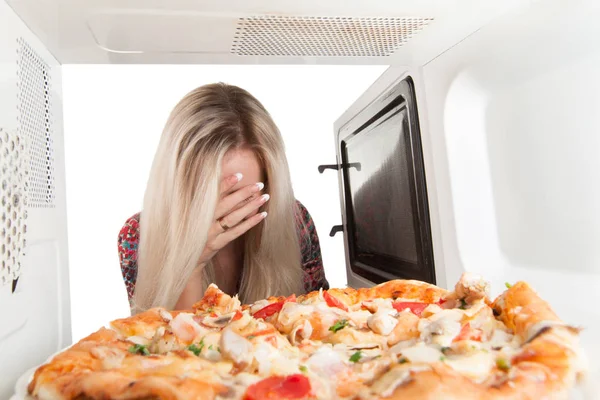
[317, 163, 361, 174]
[329, 225, 343, 237]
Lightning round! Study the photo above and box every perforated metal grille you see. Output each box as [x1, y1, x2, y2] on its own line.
[0, 128, 29, 287]
[17, 37, 55, 208]
[231, 16, 434, 57]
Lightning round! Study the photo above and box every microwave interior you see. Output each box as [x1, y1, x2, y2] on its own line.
[1, 0, 600, 397]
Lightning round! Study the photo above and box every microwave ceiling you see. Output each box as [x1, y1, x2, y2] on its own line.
[5, 0, 524, 65]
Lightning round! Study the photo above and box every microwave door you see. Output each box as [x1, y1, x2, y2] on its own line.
[337, 77, 435, 286]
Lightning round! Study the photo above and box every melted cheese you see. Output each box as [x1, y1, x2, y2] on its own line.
[444, 352, 495, 383]
[400, 343, 444, 363]
[418, 309, 463, 347]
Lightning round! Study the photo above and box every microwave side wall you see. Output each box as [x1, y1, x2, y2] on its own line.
[333, 0, 600, 386]
[0, 1, 71, 399]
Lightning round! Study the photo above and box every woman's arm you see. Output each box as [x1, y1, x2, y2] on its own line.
[117, 214, 141, 302]
[296, 201, 330, 292]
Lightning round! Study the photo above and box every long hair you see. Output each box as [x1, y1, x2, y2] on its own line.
[132, 83, 304, 313]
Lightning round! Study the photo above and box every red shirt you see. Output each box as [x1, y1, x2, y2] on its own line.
[117, 200, 329, 302]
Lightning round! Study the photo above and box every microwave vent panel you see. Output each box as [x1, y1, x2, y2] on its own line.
[16, 38, 56, 208]
[0, 127, 29, 288]
[231, 16, 434, 57]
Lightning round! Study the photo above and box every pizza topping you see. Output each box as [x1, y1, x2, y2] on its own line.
[454, 272, 490, 304]
[367, 309, 398, 336]
[399, 343, 444, 364]
[349, 351, 363, 363]
[323, 291, 349, 311]
[243, 374, 312, 400]
[453, 323, 484, 343]
[290, 319, 313, 345]
[443, 351, 496, 382]
[305, 346, 348, 376]
[392, 302, 429, 317]
[187, 341, 204, 356]
[169, 312, 209, 343]
[254, 296, 298, 321]
[277, 303, 315, 329]
[361, 298, 395, 314]
[496, 357, 511, 371]
[128, 343, 150, 356]
[250, 299, 270, 314]
[220, 328, 253, 367]
[418, 309, 463, 347]
[368, 366, 412, 397]
[158, 309, 173, 322]
[125, 335, 150, 346]
[202, 312, 238, 328]
[488, 328, 514, 349]
[254, 302, 286, 320]
[329, 319, 349, 333]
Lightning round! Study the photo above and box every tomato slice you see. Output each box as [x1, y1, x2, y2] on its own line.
[392, 301, 429, 317]
[323, 291, 348, 312]
[232, 310, 243, 321]
[453, 323, 483, 342]
[253, 302, 284, 320]
[244, 374, 311, 400]
[253, 296, 296, 320]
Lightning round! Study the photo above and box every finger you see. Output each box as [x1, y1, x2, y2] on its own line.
[219, 194, 270, 229]
[213, 212, 267, 248]
[215, 182, 264, 219]
[229, 193, 259, 214]
[219, 173, 243, 195]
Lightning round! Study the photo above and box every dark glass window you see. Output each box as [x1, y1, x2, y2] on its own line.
[340, 77, 435, 284]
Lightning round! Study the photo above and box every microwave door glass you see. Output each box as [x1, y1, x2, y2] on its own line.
[342, 100, 434, 283]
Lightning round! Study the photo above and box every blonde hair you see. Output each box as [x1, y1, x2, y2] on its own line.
[132, 83, 304, 313]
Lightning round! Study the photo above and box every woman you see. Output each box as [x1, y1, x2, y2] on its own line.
[118, 83, 329, 314]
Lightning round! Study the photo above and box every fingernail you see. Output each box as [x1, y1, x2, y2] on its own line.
[260, 211, 268, 218]
[255, 182, 264, 191]
[261, 194, 270, 202]
[234, 173, 243, 182]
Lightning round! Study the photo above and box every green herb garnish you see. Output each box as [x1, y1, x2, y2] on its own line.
[128, 344, 150, 356]
[496, 358, 511, 371]
[247, 335, 256, 340]
[398, 357, 408, 364]
[329, 319, 349, 333]
[299, 365, 308, 374]
[441, 347, 451, 354]
[505, 282, 512, 289]
[187, 344, 202, 356]
[459, 299, 467, 310]
[440, 356, 447, 361]
[349, 351, 363, 363]
[209, 344, 214, 350]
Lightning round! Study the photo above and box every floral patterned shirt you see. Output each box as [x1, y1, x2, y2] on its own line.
[117, 200, 329, 302]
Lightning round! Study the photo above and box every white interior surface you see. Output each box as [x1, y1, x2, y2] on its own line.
[61, 64, 386, 343]
[5, 0, 520, 65]
[426, 0, 600, 390]
[0, 1, 70, 398]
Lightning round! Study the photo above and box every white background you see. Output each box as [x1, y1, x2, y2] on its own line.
[62, 65, 386, 342]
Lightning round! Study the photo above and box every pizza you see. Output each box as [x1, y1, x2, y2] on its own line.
[27, 273, 587, 399]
